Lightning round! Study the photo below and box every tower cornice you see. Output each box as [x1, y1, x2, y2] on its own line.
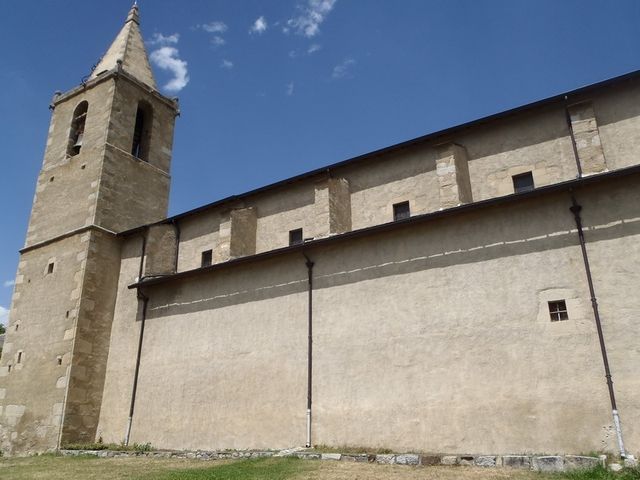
[51, 68, 179, 113]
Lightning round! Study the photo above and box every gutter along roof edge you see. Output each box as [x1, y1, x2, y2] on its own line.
[128, 163, 640, 290]
[119, 68, 640, 236]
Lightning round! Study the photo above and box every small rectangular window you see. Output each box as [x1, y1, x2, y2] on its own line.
[201, 250, 212, 267]
[548, 300, 568, 322]
[393, 201, 410, 221]
[17, 352, 22, 364]
[47, 262, 55, 274]
[289, 228, 303, 246]
[513, 172, 534, 193]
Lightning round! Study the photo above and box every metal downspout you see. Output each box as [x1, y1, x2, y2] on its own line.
[303, 254, 314, 448]
[569, 194, 627, 458]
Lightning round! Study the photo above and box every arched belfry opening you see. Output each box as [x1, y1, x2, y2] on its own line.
[68, 101, 88, 157]
[131, 101, 153, 161]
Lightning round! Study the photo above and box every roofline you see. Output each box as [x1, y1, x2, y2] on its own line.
[128, 162, 640, 290]
[119, 67, 640, 237]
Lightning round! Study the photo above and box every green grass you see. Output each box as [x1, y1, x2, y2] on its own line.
[144, 457, 313, 480]
[557, 465, 640, 480]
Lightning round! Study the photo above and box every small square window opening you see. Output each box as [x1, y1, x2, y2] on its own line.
[513, 172, 535, 193]
[548, 300, 569, 322]
[393, 201, 410, 221]
[201, 250, 213, 268]
[289, 228, 303, 246]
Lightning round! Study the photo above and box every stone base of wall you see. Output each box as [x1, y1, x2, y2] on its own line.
[58, 449, 613, 473]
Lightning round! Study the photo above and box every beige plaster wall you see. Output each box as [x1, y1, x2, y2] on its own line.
[96, 237, 145, 444]
[346, 145, 439, 230]
[98, 175, 640, 455]
[98, 252, 308, 449]
[463, 107, 579, 200]
[176, 212, 221, 272]
[255, 184, 316, 253]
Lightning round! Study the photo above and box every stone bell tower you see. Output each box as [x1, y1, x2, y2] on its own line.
[0, 5, 178, 454]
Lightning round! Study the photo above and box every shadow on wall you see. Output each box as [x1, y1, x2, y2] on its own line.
[140, 180, 640, 320]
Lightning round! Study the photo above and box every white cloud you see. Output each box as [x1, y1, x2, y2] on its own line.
[211, 36, 226, 46]
[200, 21, 228, 33]
[289, 50, 299, 58]
[250, 16, 268, 35]
[147, 32, 180, 46]
[332, 57, 355, 79]
[286, 82, 295, 96]
[3, 280, 15, 288]
[221, 59, 234, 69]
[150, 46, 189, 92]
[307, 43, 322, 54]
[287, 0, 337, 37]
[0, 306, 8, 326]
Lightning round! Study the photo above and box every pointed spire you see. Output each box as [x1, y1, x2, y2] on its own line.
[89, 3, 156, 89]
[126, 3, 140, 24]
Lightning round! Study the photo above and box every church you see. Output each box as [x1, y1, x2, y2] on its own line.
[1, 5, 639, 458]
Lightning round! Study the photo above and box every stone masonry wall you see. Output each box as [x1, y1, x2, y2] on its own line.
[61, 231, 122, 445]
[0, 235, 87, 454]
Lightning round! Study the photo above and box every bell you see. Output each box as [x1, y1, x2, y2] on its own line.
[73, 133, 84, 148]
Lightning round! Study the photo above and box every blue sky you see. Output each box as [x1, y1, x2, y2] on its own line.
[0, 0, 639, 325]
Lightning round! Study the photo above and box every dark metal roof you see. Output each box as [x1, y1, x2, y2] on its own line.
[120, 68, 640, 236]
[128, 162, 640, 290]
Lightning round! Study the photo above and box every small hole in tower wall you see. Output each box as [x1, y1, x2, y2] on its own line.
[57, 356, 63, 366]
[66, 311, 70, 318]
[47, 263, 55, 274]
[80, 164, 86, 170]
[17, 352, 22, 364]
[7, 365, 12, 373]
[49, 176, 55, 182]
[15, 324, 19, 332]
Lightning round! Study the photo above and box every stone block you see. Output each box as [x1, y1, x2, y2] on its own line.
[475, 456, 496, 467]
[564, 455, 601, 470]
[502, 455, 531, 469]
[395, 454, 419, 465]
[420, 455, 441, 466]
[459, 456, 475, 466]
[375, 454, 395, 464]
[610, 463, 623, 472]
[341, 454, 368, 462]
[532, 456, 564, 472]
[321, 453, 341, 461]
[441, 455, 458, 465]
